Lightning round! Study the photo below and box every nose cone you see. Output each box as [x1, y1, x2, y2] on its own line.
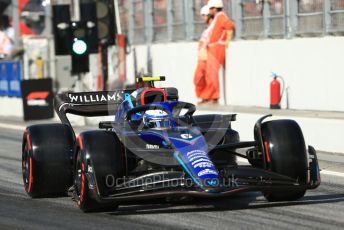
[168, 128, 220, 191]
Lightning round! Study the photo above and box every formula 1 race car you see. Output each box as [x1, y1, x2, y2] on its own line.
[22, 77, 321, 212]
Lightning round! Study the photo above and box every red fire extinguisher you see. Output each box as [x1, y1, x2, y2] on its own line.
[270, 73, 284, 109]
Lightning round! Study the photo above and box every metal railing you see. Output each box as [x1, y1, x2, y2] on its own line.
[329, 0, 344, 34]
[296, 0, 324, 35]
[121, 0, 344, 44]
[268, 0, 285, 37]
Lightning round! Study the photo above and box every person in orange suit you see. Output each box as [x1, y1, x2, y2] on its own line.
[194, 5, 213, 104]
[203, 0, 235, 104]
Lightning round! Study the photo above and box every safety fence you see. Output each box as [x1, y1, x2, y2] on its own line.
[118, 0, 344, 44]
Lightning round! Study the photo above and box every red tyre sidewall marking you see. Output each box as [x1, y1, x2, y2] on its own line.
[26, 133, 33, 193]
[80, 163, 85, 203]
[77, 136, 85, 204]
[28, 158, 33, 193]
[263, 140, 272, 197]
[26, 132, 32, 151]
[264, 141, 271, 164]
[77, 136, 84, 150]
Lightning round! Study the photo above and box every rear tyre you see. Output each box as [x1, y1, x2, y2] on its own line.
[22, 124, 74, 198]
[261, 120, 308, 202]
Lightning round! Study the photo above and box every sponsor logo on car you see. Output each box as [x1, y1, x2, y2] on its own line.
[187, 150, 210, 162]
[206, 179, 219, 186]
[198, 169, 219, 177]
[194, 162, 214, 168]
[68, 92, 121, 104]
[181, 133, 193, 139]
[146, 144, 160, 149]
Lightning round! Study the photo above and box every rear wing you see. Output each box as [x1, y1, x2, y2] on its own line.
[54, 88, 179, 125]
[55, 91, 132, 125]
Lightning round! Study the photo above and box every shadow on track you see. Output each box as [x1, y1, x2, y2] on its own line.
[107, 193, 344, 216]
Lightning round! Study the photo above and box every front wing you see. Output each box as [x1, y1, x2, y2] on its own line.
[85, 165, 318, 203]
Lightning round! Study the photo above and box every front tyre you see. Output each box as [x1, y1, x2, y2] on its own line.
[261, 120, 308, 202]
[74, 131, 124, 212]
[74, 149, 107, 212]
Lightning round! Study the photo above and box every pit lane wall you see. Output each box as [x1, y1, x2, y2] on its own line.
[127, 36, 344, 112]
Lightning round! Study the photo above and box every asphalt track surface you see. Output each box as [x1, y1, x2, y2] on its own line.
[1, 124, 344, 230]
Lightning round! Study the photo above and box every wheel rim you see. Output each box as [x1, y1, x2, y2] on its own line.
[22, 145, 28, 184]
[22, 143, 30, 191]
[74, 150, 83, 202]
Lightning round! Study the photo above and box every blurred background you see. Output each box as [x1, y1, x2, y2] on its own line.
[2, 4, 344, 217]
[1, 0, 344, 114]
[0, 0, 344, 154]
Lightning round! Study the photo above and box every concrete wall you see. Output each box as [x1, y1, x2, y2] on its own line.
[127, 37, 344, 112]
[227, 37, 344, 112]
[0, 97, 23, 117]
[126, 43, 199, 104]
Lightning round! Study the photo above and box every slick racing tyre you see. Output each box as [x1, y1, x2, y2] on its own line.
[261, 120, 308, 202]
[74, 131, 124, 212]
[22, 124, 75, 198]
[74, 148, 103, 212]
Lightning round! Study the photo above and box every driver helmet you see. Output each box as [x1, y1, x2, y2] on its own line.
[143, 110, 171, 129]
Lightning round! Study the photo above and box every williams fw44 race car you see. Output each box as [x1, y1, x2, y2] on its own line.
[22, 77, 320, 212]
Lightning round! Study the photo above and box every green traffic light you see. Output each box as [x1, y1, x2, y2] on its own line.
[72, 39, 88, 55]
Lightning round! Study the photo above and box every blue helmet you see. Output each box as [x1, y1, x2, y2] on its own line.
[143, 110, 171, 129]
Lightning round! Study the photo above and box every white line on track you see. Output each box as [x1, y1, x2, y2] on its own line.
[1, 122, 344, 178]
[321, 170, 344, 178]
[236, 155, 344, 178]
[0, 123, 26, 131]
